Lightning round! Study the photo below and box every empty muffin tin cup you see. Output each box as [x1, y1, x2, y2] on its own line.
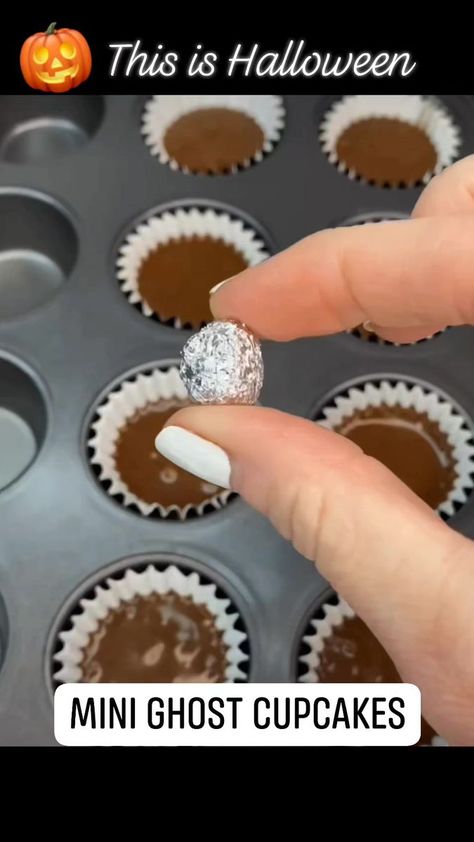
[52, 562, 250, 684]
[320, 95, 460, 187]
[141, 94, 285, 174]
[0, 356, 48, 492]
[0, 95, 104, 165]
[0, 191, 78, 319]
[0, 592, 8, 677]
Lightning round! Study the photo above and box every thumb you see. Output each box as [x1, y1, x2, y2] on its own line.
[155, 405, 474, 745]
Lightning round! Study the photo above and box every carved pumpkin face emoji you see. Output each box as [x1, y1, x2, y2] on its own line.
[20, 22, 92, 93]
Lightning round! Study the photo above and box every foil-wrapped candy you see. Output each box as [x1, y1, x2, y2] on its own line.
[180, 320, 263, 405]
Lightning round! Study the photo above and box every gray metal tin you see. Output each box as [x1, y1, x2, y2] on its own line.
[0, 94, 473, 745]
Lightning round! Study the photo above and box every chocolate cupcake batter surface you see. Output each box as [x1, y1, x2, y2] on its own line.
[163, 107, 265, 174]
[79, 592, 228, 683]
[315, 614, 436, 744]
[335, 117, 437, 185]
[114, 398, 221, 507]
[334, 405, 456, 508]
[137, 235, 248, 327]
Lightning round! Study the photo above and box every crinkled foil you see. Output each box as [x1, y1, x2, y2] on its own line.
[180, 321, 263, 405]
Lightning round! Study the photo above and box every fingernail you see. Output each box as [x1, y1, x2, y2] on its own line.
[363, 320, 376, 333]
[209, 277, 233, 296]
[155, 426, 231, 489]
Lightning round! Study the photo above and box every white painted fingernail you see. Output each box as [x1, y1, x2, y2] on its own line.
[209, 278, 233, 296]
[155, 426, 231, 489]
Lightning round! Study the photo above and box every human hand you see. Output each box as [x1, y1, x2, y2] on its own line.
[156, 156, 474, 746]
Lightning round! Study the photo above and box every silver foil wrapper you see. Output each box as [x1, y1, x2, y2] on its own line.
[180, 321, 263, 405]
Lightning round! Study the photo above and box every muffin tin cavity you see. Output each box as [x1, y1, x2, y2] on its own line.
[0, 192, 78, 319]
[0, 356, 48, 491]
[49, 554, 251, 688]
[0, 96, 104, 165]
[0, 592, 8, 676]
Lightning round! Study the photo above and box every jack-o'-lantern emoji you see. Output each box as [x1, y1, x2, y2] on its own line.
[20, 22, 92, 93]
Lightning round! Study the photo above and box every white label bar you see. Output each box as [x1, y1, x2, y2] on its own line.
[54, 683, 421, 746]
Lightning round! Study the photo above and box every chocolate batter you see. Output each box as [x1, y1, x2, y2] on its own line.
[316, 614, 437, 745]
[79, 592, 228, 683]
[335, 117, 437, 185]
[137, 235, 248, 327]
[115, 399, 222, 507]
[164, 107, 265, 173]
[334, 405, 456, 508]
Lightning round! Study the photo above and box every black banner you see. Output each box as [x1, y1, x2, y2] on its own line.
[2, 14, 472, 94]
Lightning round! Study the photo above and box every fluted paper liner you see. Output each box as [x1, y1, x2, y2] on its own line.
[88, 366, 232, 518]
[142, 94, 285, 173]
[299, 594, 448, 746]
[318, 379, 474, 518]
[350, 325, 446, 347]
[53, 564, 249, 683]
[320, 95, 460, 185]
[116, 206, 270, 328]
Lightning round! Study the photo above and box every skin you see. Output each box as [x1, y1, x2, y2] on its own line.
[166, 156, 474, 745]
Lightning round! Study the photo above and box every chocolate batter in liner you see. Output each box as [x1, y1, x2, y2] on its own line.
[317, 380, 474, 518]
[53, 564, 250, 684]
[116, 206, 270, 329]
[299, 596, 447, 747]
[320, 95, 460, 187]
[141, 94, 285, 174]
[87, 366, 234, 519]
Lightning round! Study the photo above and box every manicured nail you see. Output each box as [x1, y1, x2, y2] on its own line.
[209, 278, 233, 296]
[155, 426, 231, 489]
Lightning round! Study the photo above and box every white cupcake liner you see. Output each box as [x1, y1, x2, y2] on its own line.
[53, 563, 249, 683]
[88, 365, 233, 519]
[298, 594, 448, 746]
[318, 379, 474, 518]
[320, 95, 461, 185]
[142, 94, 285, 173]
[116, 206, 270, 328]
[349, 325, 446, 347]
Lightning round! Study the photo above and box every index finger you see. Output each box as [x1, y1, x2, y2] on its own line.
[210, 213, 474, 341]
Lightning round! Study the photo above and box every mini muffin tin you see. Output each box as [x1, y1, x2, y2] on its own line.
[1, 94, 474, 746]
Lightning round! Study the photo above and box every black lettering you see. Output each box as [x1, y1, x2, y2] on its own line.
[71, 697, 96, 729]
[208, 698, 225, 729]
[254, 697, 270, 728]
[148, 697, 164, 729]
[274, 698, 291, 729]
[313, 698, 330, 729]
[388, 697, 405, 729]
[333, 698, 351, 728]
[372, 698, 387, 728]
[294, 698, 310, 727]
[353, 697, 370, 728]
[189, 698, 206, 729]
[228, 697, 242, 729]
[168, 697, 185, 729]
